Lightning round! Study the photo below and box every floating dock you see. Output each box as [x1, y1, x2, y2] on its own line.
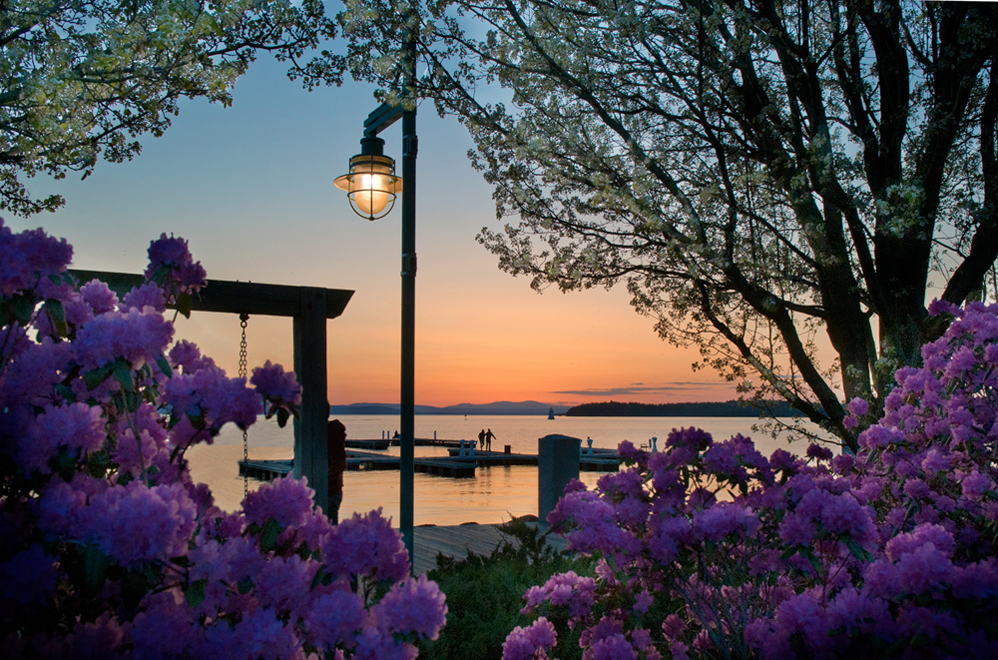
[346, 439, 391, 450]
[239, 450, 481, 481]
[239, 447, 619, 482]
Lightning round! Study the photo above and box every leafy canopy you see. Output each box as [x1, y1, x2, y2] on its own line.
[0, 0, 338, 216]
[333, 0, 998, 448]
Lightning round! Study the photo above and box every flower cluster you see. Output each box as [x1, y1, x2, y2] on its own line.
[0, 221, 446, 659]
[510, 301, 998, 659]
[143, 232, 208, 316]
[252, 359, 303, 428]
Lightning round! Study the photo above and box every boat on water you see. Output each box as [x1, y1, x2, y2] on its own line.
[548, 407, 555, 420]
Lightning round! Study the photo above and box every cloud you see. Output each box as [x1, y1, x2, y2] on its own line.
[552, 382, 732, 397]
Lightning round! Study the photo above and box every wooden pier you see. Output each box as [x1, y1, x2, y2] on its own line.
[239, 447, 619, 483]
[239, 449, 481, 481]
[346, 439, 391, 450]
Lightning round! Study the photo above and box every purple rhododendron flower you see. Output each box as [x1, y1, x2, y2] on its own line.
[0, 219, 73, 295]
[78, 481, 198, 568]
[589, 633, 638, 660]
[503, 618, 558, 660]
[307, 589, 367, 650]
[122, 282, 166, 312]
[805, 443, 833, 461]
[251, 360, 302, 406]
[79, 280, 119, 315]
[0, 339, 71, 410]
[74, 306, 174, 370]
[242, 475, 315, 531]
[145, 234, 207, 293]
[322, 509, 409, 582]
[961, 470, 995, 501]
[693, 502, 757, 542]
[374, 574, 448, 640]
[20, 402, 105, 475]
[0, 544, 58, 607]
[847, 397, 869, 417]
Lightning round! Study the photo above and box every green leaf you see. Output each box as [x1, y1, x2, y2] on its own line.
[844, 537, 870, 561]
[83, 362, 114, 390]
[112, 359, 134, 391]
[83, 544, 111, 595]
[185, 578, 208, 608]
[176, 292, 193, 319]
[54, 446, 78, 481]
[55, 382, 76, 403]
[237, 577, 254, 594]
[277, 407, 290, 428]
[44, 299, 68, 336]
[10, 294, 35, 325]
[156, 354, 173, 378]
[149, 264, 171, 286]
[260, 518, 282, 553]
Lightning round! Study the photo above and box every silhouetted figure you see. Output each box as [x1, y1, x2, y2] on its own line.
[327, 419, 347, 524]
[485, 428, 496, 452]
[478, 429, 486, 453]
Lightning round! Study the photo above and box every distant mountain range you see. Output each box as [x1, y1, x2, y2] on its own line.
[329, 399, 802, 417]
[328, 400, 570, 416]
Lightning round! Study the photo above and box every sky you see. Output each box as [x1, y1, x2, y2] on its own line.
[8, 55, 740, 408]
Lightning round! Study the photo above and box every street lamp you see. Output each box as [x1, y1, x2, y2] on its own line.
[336, 99, 418, 565]
[334, 136, 402, 221]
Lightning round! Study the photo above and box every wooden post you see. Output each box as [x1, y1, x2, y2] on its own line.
[68, 270, 352, 517]
[294, 287, 329, 512]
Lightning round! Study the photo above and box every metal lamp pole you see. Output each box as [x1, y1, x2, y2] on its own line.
[336, 24, 418, 563]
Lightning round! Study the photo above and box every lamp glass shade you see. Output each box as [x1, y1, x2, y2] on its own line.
[334, 154, 403, 220]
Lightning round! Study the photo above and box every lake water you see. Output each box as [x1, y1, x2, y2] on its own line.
[186, 414, 816, 526]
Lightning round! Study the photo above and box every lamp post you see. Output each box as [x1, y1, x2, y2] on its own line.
[334, 93, 417, 563]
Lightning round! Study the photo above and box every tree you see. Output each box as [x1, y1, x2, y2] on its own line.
[0, 0, 338, 216]
[335, 0, 998, 448]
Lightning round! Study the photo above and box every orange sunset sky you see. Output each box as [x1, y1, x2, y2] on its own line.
[11, 55, 739, 408]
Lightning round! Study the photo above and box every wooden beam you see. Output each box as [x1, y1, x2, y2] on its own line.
[69, 269, 352, 517]
[69, 270, 353, 319]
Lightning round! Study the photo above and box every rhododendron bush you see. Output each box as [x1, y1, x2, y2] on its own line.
[0, 220, 446, 659]
[510, 301, 998, 660]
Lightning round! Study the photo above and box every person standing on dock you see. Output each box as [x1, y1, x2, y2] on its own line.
[485, 428, 496, 452]
[478, 429, 486, 453]
[327, 419, 347, 524]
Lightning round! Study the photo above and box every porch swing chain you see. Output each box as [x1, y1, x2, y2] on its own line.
[239, 313, 249, 495]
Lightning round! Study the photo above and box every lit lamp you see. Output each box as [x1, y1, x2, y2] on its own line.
[335, 99, 418, 566]
[334, 136, 403, 220]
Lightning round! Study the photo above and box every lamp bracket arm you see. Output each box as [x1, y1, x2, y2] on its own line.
[363, 102, 403, 138]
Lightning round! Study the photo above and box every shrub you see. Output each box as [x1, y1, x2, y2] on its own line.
[509, 301, 998, 659]
[417, 518, 591, 660]
[0, 220, 446, 659]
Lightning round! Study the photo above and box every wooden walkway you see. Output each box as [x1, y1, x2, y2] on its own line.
[411, 522, 569, 575]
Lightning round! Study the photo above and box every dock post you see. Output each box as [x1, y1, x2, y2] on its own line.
[538, 434, 580, 531]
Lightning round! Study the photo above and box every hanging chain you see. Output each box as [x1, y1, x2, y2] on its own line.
[239, 313, 249, 495]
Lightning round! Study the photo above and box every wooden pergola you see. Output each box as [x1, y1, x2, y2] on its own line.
[70, 270, 354, 513]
